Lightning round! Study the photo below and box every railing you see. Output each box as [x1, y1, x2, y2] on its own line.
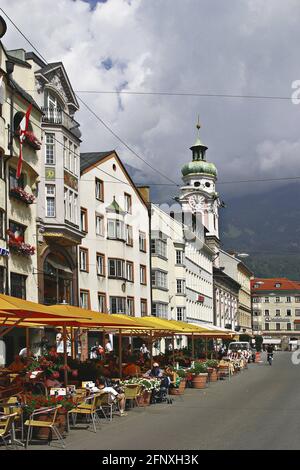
[41, 108, 81, 136]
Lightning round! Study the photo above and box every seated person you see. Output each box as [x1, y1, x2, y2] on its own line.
[123, 362, 141, 377]
[143, 362, 163, 378]
[96, 376, 127, 416]
[164, 366, 178, 384]
[45, 374, 62, 389]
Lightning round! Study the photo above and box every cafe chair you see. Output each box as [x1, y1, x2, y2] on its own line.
[96, 392, 119, 422]
[0, 413, 18, 449]
[24, 405, 65, 449]
[68, 394, 101, 433]
[1, 396, 24, 441]
[124, 384, 143, 409]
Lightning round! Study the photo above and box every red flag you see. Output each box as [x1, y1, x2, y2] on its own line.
[16, 104, 32, 179]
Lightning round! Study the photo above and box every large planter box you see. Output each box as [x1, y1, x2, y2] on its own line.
[192, 373, 208, 389]
[207, 367, 218, 382]
[169, 379, 186, 395]
[136, 390, 152, 407]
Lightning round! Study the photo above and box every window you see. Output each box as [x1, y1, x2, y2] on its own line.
[275, 283, 281, 288]
[287, 309, 292, 316]
[287, 323, 292, 331]
[45, 184, 56, 217]
[264, 323, 269, 331]
[252, 297, 259, 303]
[108, 259, 125, 279]
[0, 267, 5, 294]
[69, 141, 73, 173]
[64, 188, 78, 224]
[276, 323, 280, 331]
[139, 231, 146, 252]
[264, 309, 270, 316]
[295, 323, 300, 331]
[151, 239, 167, 258]
[80, 290, 90, 309]
[126, 261, 134, 282]
[9, 220, 25, 240]
[152, 270, 168, 289]
[9, 167, 24, 190]
[96, 253, 105, 276]
[74, 145, 78, 174]
[45, 133, 55, 164]
[127, 297, 134, 316]
[296, 309, 300, 316]
[176, 250, 184, 265]
[124, 193, 132, 214]
[275, 297, 280, 303]
[152, 303, 168, 318]
[176, 279, 186, 294]
[286, 296, 291, 303]
[95, 214, 104, 236]
[110, 296, 126, 314]
[63, 137, 68, 169]
[95, 178, 104, 201]
[275, 309, 280, 316]
[79, 248, 89, 272]
[10, 272, 26, 299]
[140, 265, 147, 285]
[295, 297, 300, 303]
[141, 299, 147, 317]
[98, 293, 106, 313]
[177, 307, 186, 322]
[107, 219, 125, 240]
[264, 297, 269, 303]
[0, 210, 4, 239]
[80, 208, 88, 233]
[126, 225, 133, 246]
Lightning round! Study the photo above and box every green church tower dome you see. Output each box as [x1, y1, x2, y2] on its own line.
[181, 160, 217, 177]
[182, 119, 217, 178]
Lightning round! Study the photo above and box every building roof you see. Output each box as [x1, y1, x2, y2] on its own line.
[80, 151, 114, 173]
[35, 62, 63, 75]
[251, 277, 300, 292]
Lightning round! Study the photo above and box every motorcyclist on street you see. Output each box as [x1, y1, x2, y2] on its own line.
[266, 344, 274, 364]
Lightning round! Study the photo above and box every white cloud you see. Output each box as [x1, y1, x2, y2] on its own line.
[1, 0, 300, 202]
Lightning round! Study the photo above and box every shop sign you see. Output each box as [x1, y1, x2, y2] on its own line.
[0, 247, 9, 257]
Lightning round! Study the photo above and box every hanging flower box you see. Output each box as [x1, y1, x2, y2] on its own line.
[7, 230, 35, 256]
[25, 130, 41, 150]
[15, 128, 41, 150]
[10, 186, 35, 205]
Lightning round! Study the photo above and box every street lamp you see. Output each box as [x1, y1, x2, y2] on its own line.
[0, 16, 7, 38]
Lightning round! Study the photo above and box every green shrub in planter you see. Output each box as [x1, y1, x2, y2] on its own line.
[177, 368, 187, 378]
[190, 362, 208, 375]
[205, 359, 219, 369]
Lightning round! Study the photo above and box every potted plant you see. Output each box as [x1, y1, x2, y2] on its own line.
[190, 362, 208, 389]
[205, 359, 219, 382]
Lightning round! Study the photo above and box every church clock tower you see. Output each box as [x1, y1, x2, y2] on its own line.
[178, 120, 220, 258]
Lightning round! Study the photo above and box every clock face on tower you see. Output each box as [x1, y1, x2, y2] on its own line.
[188, 194, 205, 211]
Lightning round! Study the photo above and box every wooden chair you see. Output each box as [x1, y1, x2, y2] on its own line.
[24, 405, 65, 448]
[68, 394, 101, 433]
[0, 412, 18, 449]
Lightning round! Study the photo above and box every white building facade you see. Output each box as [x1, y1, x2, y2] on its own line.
[79, 151, 151, 317]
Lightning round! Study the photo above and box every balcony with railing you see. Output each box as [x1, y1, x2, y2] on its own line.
[41, 108, 81, 138]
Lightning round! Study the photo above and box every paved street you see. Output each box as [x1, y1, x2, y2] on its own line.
[27, 351, 300, 451]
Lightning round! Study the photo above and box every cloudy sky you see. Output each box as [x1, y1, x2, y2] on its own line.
[1, 0, 300, 202]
